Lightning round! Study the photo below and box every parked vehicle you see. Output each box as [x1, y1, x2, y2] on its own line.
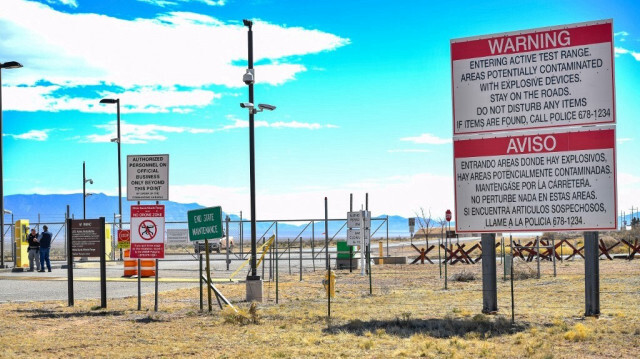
[193, 235, 234, 254]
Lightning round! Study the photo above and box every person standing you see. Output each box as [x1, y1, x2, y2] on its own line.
[38, 225, 52, 272]
[27, 228, 41, 272]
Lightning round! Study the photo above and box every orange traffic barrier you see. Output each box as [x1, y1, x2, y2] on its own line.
[123, 249, 156, 277]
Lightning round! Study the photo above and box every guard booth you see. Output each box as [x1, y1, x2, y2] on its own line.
[13, 219, 29, 271]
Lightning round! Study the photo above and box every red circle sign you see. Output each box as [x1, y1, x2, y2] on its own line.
[445, 210, 452, 222]
[138, 220, 157, 241]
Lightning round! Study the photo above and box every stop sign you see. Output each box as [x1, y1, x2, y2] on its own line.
[445, 209, 452, 222]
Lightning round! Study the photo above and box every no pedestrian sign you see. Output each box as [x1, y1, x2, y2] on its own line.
[130, 205, 165, 259]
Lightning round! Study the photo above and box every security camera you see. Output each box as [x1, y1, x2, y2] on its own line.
[240, 102, 254, 109]
[243, 69, 254, 85]
[243, 19, 253, 27]
[258, 104, 276, 111]
[89, 179, 93, 185]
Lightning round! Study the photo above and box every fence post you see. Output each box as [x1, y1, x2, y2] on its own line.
[584, 231, 600, 316]
[481, 233, 498, 314]
[536, 236, 541, 279]
[311, 221, 315, 272]
[299, 235, 303, 281]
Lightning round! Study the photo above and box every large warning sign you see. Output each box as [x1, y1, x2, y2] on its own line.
[130, 205, 165, 259]
[451, 20, 614, 135]
[127, 154, 169, 201]
[454, 126, 616, 232]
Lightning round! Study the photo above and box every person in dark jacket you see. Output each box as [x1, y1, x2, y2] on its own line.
[27, 228, 41, 272]
[38, 225, 52, 272]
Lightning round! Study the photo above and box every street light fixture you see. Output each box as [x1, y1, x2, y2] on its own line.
[241, 20, 276, 301]
[0, 60, 22, 269]
[83, 161, 93, 219]
[99, 98, 122, 244]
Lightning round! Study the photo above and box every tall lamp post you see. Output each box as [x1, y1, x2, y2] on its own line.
[241, 19, 276, 301]
[0, 61, 22, 269]
[83, 161, 93, 219]
[99, 98, 122, 247]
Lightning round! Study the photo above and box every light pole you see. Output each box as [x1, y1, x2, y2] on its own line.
[99, 98, 122, 245]
[242, 20, 276, 301]
[83, 161, 93, 220]
[0, 61, 22, 269]
[242, 21, 275, 271]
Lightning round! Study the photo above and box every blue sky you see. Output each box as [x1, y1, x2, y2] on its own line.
[1, 0, 639, 219]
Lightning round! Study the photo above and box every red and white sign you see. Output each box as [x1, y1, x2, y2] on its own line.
[117, 229, 130, 249]
[454, 126, 616, 232]
[130, 205, 165, 259]
[445, 210, 452, 222]
[451, 20, 614, 135]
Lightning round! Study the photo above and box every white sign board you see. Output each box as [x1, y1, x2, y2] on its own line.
[451, 20, 614, 135]
[127, 154, 169, 201]
[130, 205, 165, 259]
[347, 228, 370, 246]
[166, 229, 188, 243]
[454, 126, 616, 232]
[347, 211, 371, 228]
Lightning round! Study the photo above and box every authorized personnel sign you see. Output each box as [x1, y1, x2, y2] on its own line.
[187, 206, 223, 241]
[454, 126, 616, 232]
[117, 229, 130, 249]
[451, 20, 614, 135]
[127, 154, 169, 201]
[347, 211, 371, 229]
[130, 205, 165, 259]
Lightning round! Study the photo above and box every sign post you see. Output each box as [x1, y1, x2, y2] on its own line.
[130, 205, 165, 310]
[67, 217, 107, 308]
[188, 206, 223, 312]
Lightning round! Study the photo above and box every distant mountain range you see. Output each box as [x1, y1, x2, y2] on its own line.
[2, 193, 424, 239]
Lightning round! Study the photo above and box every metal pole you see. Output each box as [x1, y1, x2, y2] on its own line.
[325, 197, 330, 321]
[438, 225, 442, 277]
[240, 211, 243, 258]
[154, 259, 159, 312]
[100, 217, 107, 308]
[225, 216, 230, 271]
[0, 69, 4, 269]
[137, 259, 141, 310]
[275, 222, 279, 303]
[65, 206, 69, 260]
[584, 231, 600, 316]
[444, 222, 449, 289]
[299, 235, 303, 281]
[481, 233, 498, 314]
[83, 162, 86, 219]
[199, 253, 203, 311]
[311, 221, 315, 272]
[205, 238, 212, 312]
[510, 235, 514, 324]
[246, 22, 258, 280]
[116, 100, 123, 252]
[552, 238, 556, 277]
[386, 215, 389, 257]
[349, 193, 353, 272]
[67, 218, 74, 306]
[367, 243, 372, 295]
[536, 235, 540, 279]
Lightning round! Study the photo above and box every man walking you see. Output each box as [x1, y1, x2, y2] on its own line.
[38, 225, 52, 272]
[27, 228, 41, 272]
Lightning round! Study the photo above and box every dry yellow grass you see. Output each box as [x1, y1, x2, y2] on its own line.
[1, 260, 639, 358]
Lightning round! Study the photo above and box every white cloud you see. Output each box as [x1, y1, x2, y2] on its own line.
[0, 0, 350, 113]
[171, 172, 454, 219]
[614, 47, 640, 61]
[220, 115, 338, 131]
[387, 149, 431, 153]
[4, 129, 50, 141]
[138, 0, 225, 7]
[84, 121, 214, 144]
[46, 0, 77, 8]
[617, 137, 633, 144]
[3, 85, 220, 113]
[614, 31, 629, 37]
[400, 133, 452, 145]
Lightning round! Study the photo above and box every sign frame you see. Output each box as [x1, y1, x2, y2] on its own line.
[187, 206, 223, 241]
[130, 205, 165, 259]
[126, 154, 169, 201]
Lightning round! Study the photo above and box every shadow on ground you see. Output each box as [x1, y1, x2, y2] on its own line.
[16, 308, 125, 319]
[325, 315, 528, 338]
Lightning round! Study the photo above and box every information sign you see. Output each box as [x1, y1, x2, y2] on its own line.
[347, 228, 370, 246]
[166, 229, 189, 243]
[347, 211, 371, 228]
[451, 20, 614, 135]
[187, 206, 223, 241]
[71, 219, 104, 257]
[454, 126, 616, 232]
[127, 154, 169, 201]
[130, 205, 165, 259]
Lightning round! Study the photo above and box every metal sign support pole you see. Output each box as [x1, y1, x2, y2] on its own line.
[100, 217, 107, 309]
[324, 197, 330, 322]
[205, 238, 212, 312]
[510, 235, 514, 324]
[275, 224, 279, 304]
[225, 216, 230, 271]
[199, 253, 203, 312]
[66, 218, 74, 307]
[481, 233, 498, 314]
[584, 231, 600, 316]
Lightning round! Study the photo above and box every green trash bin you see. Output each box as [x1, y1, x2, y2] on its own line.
[337, 241, 354, 259]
